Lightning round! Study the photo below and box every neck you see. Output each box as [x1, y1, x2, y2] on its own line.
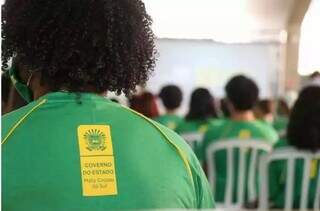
[33, 89, 50, 100]
[32, 89, 107, 100]
[231, 110, 255, 121]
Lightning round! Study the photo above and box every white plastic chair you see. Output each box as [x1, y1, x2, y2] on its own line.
[181, 132, 204, 150]
[259, 147, 320, 211]
[206, 139, 272, 208]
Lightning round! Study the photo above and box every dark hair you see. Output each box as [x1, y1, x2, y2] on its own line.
[2, 0, 156, 95]
[186, 88, 217, 121]
[256, 99, 274, 115]
[277, 99, 290, 117]
[220, 98, 231, 118]
[159, 85, 183, 110]
[225, 75, 259, 111]
[310, 71, 320, 79]
[287, 86, 320, 152]
[129, 91, 159, 118]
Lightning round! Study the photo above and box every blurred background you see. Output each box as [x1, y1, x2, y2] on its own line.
[111, 0, 319, 114]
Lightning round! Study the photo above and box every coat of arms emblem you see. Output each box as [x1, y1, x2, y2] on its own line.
[84, 129, 107, 151]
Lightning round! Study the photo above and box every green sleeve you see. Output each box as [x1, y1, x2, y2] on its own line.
[157, 123, 215, 208]
[191, 155, 215, 208]
[257, 123, 279, 145]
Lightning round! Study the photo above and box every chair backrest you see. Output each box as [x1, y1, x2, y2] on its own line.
[206, 139, 272, 207]
[181, 132, 204, 150]
[259, 148, 320, 211]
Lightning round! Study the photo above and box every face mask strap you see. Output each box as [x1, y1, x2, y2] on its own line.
[26, 72, 34, 87]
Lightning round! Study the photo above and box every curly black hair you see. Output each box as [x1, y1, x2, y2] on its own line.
[186, 88, 217, 121]
[287, 86, 320, 152]
[159, 85, 183, 110]
[2, 0, 156, 95]
[225, 75, 259, 111]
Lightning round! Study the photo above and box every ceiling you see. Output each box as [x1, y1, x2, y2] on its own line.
[144, 0, 310, 43]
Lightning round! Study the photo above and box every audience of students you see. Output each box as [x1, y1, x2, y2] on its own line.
[155, 85, 183, 130]
[269, 86, 320, 209]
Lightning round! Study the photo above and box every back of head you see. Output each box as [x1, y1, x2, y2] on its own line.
[159, 85, 183, 111]
[186, 88, 217, 121]
[287, 86, 320, 152]
[130, 91, 159, 118]
[2, 0, 156, 95]
[225, 75, 259, 111]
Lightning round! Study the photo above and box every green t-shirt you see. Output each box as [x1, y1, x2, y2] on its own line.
[154, 114, 183, 130]
[175, 119, 217, 156]
[200, 119, 279, 203]
[273, 116, 289, 138]
[2, 92, 214, 210]
[269, 140, 319, 209]
[176, 119, 212, 134]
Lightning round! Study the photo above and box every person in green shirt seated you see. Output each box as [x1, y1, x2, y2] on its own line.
[269, 86, 320, 209]
[176, 88, 218, 154]
[155, 85, 183, 130]
[1, 0, 214, 210]
[200, 75, 278, 203]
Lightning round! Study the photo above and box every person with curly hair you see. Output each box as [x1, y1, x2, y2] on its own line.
[155, 85, 183, 130]
[1, 0, 214, 210]
[268, 86, 320, 209]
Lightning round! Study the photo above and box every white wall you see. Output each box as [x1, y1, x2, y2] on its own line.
[146, 39, 280, 114]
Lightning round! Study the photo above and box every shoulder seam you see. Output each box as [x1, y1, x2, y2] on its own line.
[2, 99, 47, 145]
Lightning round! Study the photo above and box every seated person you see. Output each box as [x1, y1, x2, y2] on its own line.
[1, 0, 214, 209]
[269, 86, 320, 209]
[129, 91, 159, 118]
[200, 75, 278, 203]
[176, 88, 218, 153]
[155, 85, 183, 130]
[254, 99, 275, 125]
[273, 98, 290, 138]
